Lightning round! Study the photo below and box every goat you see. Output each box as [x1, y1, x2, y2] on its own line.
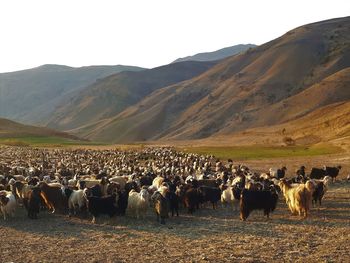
[279, 180, 314, 218]
[0, 191, 17, 220]
[240, 189, 278, 221]
[126, 187, 149, 219]
[83, 188, 119, 223]
[151, 186, 169, 224]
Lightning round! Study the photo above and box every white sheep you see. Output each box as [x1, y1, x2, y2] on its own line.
[0, 191, 17, 220]
[126, 188, 149, 219]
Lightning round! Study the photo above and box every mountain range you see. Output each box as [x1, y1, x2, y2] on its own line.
[77, 16, 350, 144]
[0, 17, 349, 147]
[0, 64, 145, 124]
[172, 44, 256, 63]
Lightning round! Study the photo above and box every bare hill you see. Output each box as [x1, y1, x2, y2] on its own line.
[194, 100, 350, 149]
[47, 61, 217, 130]
[81, 17, 350, 143]
[0, 64, 145, 125]
[0, 118, 76, 139]
[172, 44, 256, 63]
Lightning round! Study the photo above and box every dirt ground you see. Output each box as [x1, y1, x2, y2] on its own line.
[1, 154, 349, 263]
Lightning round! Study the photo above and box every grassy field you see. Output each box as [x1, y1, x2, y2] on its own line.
[0, 137, 343, 160]
[178, 144, 342, 160]
[0, 136, 104, 147]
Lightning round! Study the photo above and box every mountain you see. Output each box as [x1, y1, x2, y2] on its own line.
[172, 44, 256, 63]
[0, 118, 77, 140]
[80, 16, 350, 143]
[0, 64, 145, 124]
[183, 100, 350, 152]
[46, 60, 218, 131]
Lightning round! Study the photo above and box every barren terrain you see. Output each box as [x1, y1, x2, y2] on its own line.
[1, 153, 349, 263]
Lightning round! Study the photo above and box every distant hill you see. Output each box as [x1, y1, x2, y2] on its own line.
[0, 118, 77, 140]
[172, 44, 256, 63]
[46, 60, 218, 131]
[80, 17, 350, 143]
[0, 64, 145, 124]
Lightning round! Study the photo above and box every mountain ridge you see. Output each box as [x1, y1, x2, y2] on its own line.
[80, 16, 350, 143]
[172, 44, 256, 63]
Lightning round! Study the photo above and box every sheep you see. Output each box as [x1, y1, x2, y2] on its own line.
[0, 190, 17, 220]
[126, 187, 149, 219]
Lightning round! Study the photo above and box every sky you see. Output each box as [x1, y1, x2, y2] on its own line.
[0, 0, 349, 73]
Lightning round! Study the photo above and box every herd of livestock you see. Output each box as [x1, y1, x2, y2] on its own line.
[0, 146, 346, 224]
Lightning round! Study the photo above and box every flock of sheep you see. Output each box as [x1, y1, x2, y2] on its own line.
[0, 146, 346, 224]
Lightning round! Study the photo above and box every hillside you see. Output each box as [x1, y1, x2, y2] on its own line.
[172, 44, 256, 63]
[0, 118, 77, 140]
[46, 61, 218, 130]
[81, 17, 350, 143]
[194, 99, 350, 148]
[0, 64, 145, 125]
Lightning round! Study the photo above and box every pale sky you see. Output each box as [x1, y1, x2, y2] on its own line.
[0, 0, 349, 73]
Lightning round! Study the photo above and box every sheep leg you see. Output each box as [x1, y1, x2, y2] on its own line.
[92, 216, 96, 224]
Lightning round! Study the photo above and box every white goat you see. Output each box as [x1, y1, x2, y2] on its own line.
[0, 191, 17, 220]
[127, 188, 150, 219]
[68, 189, 86, 216]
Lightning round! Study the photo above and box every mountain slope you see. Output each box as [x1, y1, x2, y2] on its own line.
[46, 60, 218, 130]
[0, 64, 145, 124]
[172, 44, 256, 63]
[82, 16, 350, 143]
[0, 118, 76, 140]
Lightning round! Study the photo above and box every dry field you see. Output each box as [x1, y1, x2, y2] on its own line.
[1, 155, 349, 263]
